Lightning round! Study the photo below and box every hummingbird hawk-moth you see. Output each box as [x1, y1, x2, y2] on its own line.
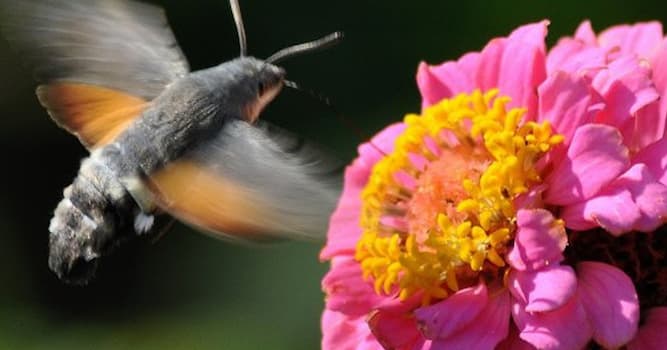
[1, 0, 343, 284]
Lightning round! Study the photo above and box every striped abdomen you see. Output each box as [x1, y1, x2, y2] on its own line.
[48, 146, 146, 284]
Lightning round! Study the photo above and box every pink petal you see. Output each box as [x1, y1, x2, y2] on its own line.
[623, 166, 667, 231]
[476, 38, 506, 91]
[626, 101, 665, 152]
[623, 44, 667, 150]
[574, 20, 597, 45]
[497, 324, 536, 350]
[561, 186, 640, 232]
[513, 184, 547, 210]
[322, 257, 384, 317]
[367, 306, 423, 350]
[457, 52, 481, 84]
[321, 123, 405, 260]
[358, 123, 406, 164]
[513, 293, 592, 350]
[415, 341, 433, 350]
[537, 71, 602, 143]
[508, 20, 549, 43]
[393, 170, 417, 192]
[429, 288, 510, 350]
[421, 22, 553, 121]
[417, 52, 481, 110]
[621, 40, 667, 151]
[364, 294, 427, 349]
[379, 216, 408, 232]
[627, 307, 667, 350]
[561, 164, 667, 234]
[547, 39, 608, 75]
[592, 55, 660, 128]
[321, 310, 382, 350]
[577, 261, 639, 348]
[543, 124, 629, 205]
[497, 21, 548, 120]
[508, 265, 577, 313]
[650, 40, 667, 121]
[598, 21, 664, 58]
[429, 59, 476, 94]
[319, 162, 366, 259]
[508, 209, 567, 271]
[629, 41, 667, 150]
[546, 37, 583, 74]
[375, 291, 423, 313]
[417, 62, 454, 109]
[633, 137, 667, 185]
[414, 284, 488, 339]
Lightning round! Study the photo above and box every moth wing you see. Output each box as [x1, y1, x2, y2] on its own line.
[1, 0, 189, 98]
[147, 120, 342, 241]
[35, 83, 149, 149]
[1, 0, 190, 148]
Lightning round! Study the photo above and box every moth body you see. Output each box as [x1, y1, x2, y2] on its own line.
[48, 57, 286, 282]
[2, 0, 341, 284]
[126, 57, 285, 167]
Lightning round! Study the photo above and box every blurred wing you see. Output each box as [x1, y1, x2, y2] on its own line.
[1, 0, 189, 98]
[1, 0, 190, 148]
[36, 83, 149, 149]
[148, 120, 342, 241]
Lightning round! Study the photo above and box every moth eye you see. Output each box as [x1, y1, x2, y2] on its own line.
[258, 82, 266, 95]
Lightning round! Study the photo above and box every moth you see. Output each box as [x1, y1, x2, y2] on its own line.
[1, 0, 343, 284]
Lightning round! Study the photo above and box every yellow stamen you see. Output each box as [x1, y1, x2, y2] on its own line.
[356, 89, 562, 304]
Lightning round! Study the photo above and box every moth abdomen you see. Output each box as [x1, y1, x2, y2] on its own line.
[48, 150, 139, 284]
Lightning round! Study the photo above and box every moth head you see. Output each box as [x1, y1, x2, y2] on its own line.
[228, 0, 342, 123]
[235, 27, 343, 123]
[240, 59, 286, 123]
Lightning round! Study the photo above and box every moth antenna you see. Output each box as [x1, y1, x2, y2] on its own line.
[284, 80, 388, 156]
[266, 32, 344, 64]
[229, 0, 247, 56]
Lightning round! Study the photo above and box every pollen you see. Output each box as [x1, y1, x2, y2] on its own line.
[356, 90, 562, 304]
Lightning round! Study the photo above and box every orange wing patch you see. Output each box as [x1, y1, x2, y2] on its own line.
[37, 83, 148, 149]
[148, 160, 274, 240]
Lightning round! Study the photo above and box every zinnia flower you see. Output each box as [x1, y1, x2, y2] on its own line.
[321, 20, 667, 350]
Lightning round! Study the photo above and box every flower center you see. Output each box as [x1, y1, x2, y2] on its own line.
[565, 227, 667, 313]
[356, 90, 563, 305]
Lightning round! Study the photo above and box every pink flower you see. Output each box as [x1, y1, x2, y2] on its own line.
[321, 20, 667, 350]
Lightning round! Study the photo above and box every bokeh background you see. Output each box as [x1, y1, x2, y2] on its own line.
[0, 0, 666, 349]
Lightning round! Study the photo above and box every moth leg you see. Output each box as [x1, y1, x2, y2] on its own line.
[120, 176, 158, 234]
[120, 176, 157, 213]
[133, 210, 155, 234]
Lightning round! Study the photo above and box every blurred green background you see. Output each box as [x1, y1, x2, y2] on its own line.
[0, 0, 666, 349]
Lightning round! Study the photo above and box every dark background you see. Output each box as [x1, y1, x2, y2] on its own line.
[0, 0, 665, 349]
